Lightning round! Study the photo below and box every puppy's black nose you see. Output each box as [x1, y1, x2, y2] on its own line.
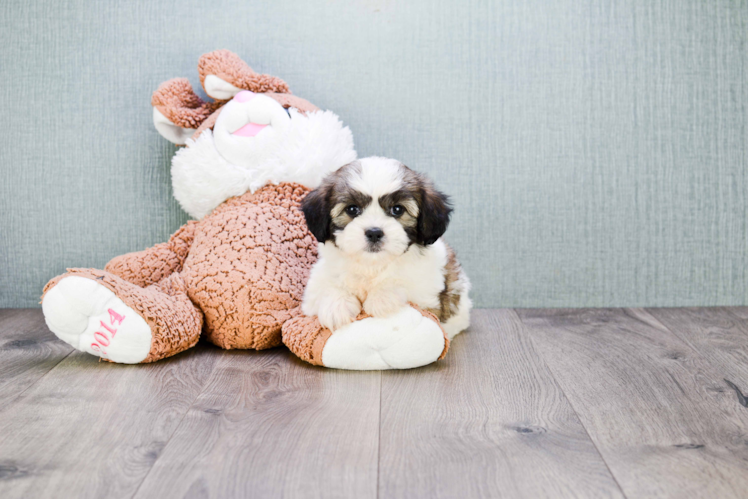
[365, 228, 384, 243]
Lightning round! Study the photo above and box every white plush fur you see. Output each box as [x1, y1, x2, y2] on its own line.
[172, 106, 356, 219]
[321, 306, 446, 370]
[42, 276, 152, 364]
[213, 94, 293, 167]
[153, 108, 196, 145]
[203, 74, 243, 100]
[302, 157, 472, 338]
[305, 238, 471, 338]
[44, 88, 460, 370]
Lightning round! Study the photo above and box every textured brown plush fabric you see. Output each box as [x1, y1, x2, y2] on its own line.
[42, 268, 203, 363]
[43, 49, 452, 368]
[281, 312, 336, 366]
[154, 51, 314, 144]
[264, 92, 320, 114]
[186, 92, 319, 141]
[181, 183, 317, 350]
[43, 182, 317, 360]
[198, 49, 290, 96]
[42, 181, 451, 366]
[151, 78, 222, 129]
[106, 221, 197, 287]
[190, 108, 222, 141]
[282, 305, 449, 367]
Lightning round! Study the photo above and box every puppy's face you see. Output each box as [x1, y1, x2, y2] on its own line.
[302, 157, 452, 259]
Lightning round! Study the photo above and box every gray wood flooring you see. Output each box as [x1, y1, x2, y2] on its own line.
[0, 308, 747, 498]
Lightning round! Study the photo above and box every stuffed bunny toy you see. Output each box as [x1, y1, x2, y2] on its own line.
[41, 50, 451, 369]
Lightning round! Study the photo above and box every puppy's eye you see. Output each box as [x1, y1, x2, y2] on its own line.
[390, 205, 405, 217]
[345, 205, 361, 217]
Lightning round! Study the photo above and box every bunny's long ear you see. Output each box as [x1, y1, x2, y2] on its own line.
[152, 108, 195, 145]
[203, 74, 243, 101]
[198, 49, 290, 100]
[151, 78, 220, 145]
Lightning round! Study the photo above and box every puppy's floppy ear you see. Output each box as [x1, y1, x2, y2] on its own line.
[301, 184, 333, 242]
[416, 181, 453, 246]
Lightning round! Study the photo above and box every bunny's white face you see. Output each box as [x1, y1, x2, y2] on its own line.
[154, 77, 356, 220]
[212, 90, 292, 168]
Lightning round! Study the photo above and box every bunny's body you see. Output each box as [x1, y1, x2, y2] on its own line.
[41, 50, 453, 369]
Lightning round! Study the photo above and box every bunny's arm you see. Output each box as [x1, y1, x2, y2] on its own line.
[105, 221, 197, 288]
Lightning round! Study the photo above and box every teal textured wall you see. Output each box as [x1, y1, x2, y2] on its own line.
[1, 0, 747, 308]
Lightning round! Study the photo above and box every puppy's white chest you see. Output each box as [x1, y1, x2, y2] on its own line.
[339, 266, 386, 302]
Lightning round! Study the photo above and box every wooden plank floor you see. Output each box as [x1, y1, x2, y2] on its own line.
[0, 308, 747, 498]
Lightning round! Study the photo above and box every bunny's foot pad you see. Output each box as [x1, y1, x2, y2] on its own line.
[42, 276, 152, 364]
[283, 305, 448, 370]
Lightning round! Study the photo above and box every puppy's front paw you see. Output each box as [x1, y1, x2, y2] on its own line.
[363, 290, 407, 319]
[318, 294, 362, 331]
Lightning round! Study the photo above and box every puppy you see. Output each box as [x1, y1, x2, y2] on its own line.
[300, 157, 471, 339]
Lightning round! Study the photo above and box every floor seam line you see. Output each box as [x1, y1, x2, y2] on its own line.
[6, 347, 75, 405]
[512, 308, 629, 499]
[130, 352, 224, 499]
[376, 370, 382, 499]
[718, 307, 748, 337]
[642, 307, 711, 356]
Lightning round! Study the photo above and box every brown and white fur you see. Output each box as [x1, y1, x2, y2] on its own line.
[301, 157, 471, 339]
